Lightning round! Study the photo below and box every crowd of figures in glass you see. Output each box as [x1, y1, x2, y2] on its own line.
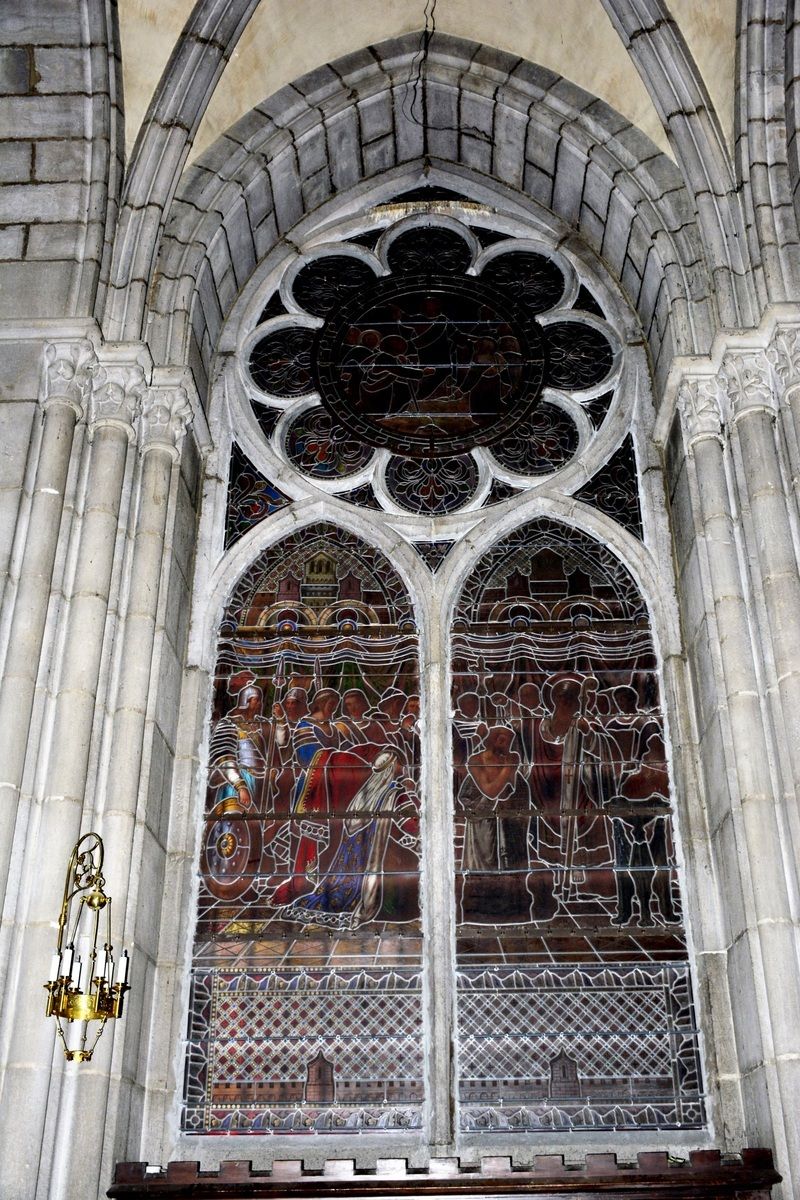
[452, 520, 703, 1131]
[184, 526, 424, 1133]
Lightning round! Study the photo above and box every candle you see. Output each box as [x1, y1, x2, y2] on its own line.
[49, 953, 61, 982]
[116, 950, 130, 987]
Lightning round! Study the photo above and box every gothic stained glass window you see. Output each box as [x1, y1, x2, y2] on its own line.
[451, 519, 703, 1131]
[185, 526, 423, 1134]
[576, 437, 643, 538]
[194, 202, 706, 1147]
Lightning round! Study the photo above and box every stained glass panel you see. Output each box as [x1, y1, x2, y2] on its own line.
[225, 443, 290, 550]
[249, 328, 316, 397]
[385, 454, 478, 513]
[285, 407, 374, 479]
[484, 478, 524, 506]
[480, 251, 565, 315]
[546, 322, 614, 391]
[315, 275, 546, 458]
[386, 227, 473, 274]
[574, 285, 605, 318]
[584, 390, 615, 429]
[451, 519, 703, 1131]
[185, 526, 423, 1134]
[490, 401, 579, 476]
[413, 541, 455, 572]
[337, 481, 382, 510]
[576, 437, 643, 538]
[292, 256, 377, 319]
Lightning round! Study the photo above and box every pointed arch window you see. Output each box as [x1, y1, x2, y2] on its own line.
[185, 196, 704, 1139]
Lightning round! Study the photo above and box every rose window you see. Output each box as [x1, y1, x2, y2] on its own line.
[240, 215, 620, 518]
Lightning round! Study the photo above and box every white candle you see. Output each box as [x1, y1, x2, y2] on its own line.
[49, 953, 61, 982]
[64, 945, 75, 983]
[116, 950, 130, 987]
[71, 956, 81, 987]
[79, 936, 94, 990]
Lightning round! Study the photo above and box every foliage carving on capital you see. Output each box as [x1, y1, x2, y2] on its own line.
[89, 363, 145, 440]
[766, 326, 800, 402]
[42, 340, 97, 418]
[722, 349, 776, 421]
[677, 375, 725, 446]
[139, 384, 193, 456]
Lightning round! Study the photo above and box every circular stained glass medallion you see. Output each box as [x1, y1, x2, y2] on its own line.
[314, 274, 546, 458]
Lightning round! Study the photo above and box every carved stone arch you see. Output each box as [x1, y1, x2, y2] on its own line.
[101, 0, 260, 340]
[742, 0, 800, 302]
[599, 0, 758, 327]
[145, 32, 717, 397]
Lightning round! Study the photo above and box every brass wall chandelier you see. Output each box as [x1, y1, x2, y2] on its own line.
[44, 832, 130, 1062]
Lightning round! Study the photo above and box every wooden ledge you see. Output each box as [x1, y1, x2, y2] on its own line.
[108, 1149, 779, 1198]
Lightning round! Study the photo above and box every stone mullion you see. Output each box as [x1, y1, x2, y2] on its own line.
[60, 384, 193, 1200]
[420, 590, 457, 1151]
[680, 378, 800, 1191]
[0, 349, 146, 1200]
[0, 341, 94, 938]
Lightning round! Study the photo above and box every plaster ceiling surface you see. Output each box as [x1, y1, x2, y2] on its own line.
[118, 1, 736, 169]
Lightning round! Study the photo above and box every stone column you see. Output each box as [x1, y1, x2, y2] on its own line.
[766, 325, 800, 513]
[54, 379, 193, 1200]
[724, 348, 800, 813]
[0, 347, 147, 1200]
[0, 340, 94, 928]
[679, 375, 800, 1193]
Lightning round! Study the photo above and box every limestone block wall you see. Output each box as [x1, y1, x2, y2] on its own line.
[0, 0, 122, 321]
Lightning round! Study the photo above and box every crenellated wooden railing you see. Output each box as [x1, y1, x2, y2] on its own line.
[109, 1149, 779, 1197]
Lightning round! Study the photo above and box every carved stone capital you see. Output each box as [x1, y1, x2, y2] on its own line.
[766, 325, 800, 404]
[41, 339, 97, 418]
[678, 375, 725, 447]
[722, 349, 777, 422]
[88, 362, 145, 440]
[139, 384, 193, 458]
